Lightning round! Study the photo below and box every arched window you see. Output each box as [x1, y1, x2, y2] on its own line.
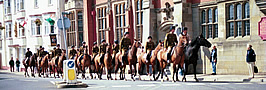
[202, 10, 206, 23]
[214, 8, 218, 22]
[208, 9, 212, 23]
[78, 11, 83, 46]
[245, 3, 250, 18]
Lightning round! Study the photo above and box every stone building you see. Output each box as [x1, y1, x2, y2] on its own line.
[0, 0, 65, 69]
[83, 0, 266, 74]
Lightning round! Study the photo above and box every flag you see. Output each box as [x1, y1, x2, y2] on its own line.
[46, 18, 55, 26]
[22, 19, 28, 27]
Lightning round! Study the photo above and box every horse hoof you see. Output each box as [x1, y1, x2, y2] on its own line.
[172, 80, 176, 83]
[176, 79, 180, 82]
[166, 78, 169, 81]
[115, 78, 117, 80]
[150, 79, 152, 81]
[161, 79, 164, 82]
[124, 79, 127, 81]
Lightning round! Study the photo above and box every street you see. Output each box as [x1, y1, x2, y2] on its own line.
[0, 70, 265, 90]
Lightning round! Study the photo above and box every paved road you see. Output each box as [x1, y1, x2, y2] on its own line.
[0, 71, 265, 90]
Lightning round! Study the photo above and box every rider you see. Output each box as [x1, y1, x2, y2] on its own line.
[69, 45, 77, 59]
[145, 36, 155, 63]
[178, 27, 190, 44]
[25, 48, 33, 64]
[37, 46, 43, 57]
[112, 40, 119, 64]
[51, 47, 56, 58]
[120, 32, 131, 66]
[164, 26, 178, 63]
[92, 42, 99, 63]
[54, 44, 62, 66]
[99, 39, 107, 65]
[79, 41, 86, 65]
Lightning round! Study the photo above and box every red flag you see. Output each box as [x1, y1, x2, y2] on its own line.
[22, 19, 28, 27]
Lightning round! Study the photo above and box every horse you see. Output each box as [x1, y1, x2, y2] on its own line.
[76, 46, 93, 79]
[104, 44, 113, 80]
[114, 39, 141, 81]
[94, 49, 105, 80]
[182, 35, 211, 82]
[22, 53, 38, 77]
[39, 54, 51, 78]
[157, 36, 188, 82]
[49, 50, 66, 78]
[138, 41, 164, 81]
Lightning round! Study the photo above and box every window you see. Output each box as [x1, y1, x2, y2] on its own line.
[14, 0, 16, 12]
[31, 19, 41, 35]
[48, 0, 52, 5]
[66, 12, 76, 47]
[44, 22, 49, 35]
[115, 3, 126, 41]
[78, 12, 83, 46]
[4, 0, 11, 14]
[135, 0, 143, 41]
[20, 0, 24, 10]
[18, 20, 25, 37]
[201, 8, 218, 39]
[5, 23, 11, 38]
[226, 2, 250, 37]
[98, 7, 107, 42]
[34, 0, 38, 8]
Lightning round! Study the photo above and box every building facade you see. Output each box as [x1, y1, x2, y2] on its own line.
[0, 0, 65, 69]
[83, 0, 266, 74]
[65, 0, 84, 48]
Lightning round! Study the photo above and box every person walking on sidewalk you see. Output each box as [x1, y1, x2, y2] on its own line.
[210, 46, 217, 75]
[9, 57, 14, 72]
[246, 44, 256, 78]
[16, 58, 20, 72]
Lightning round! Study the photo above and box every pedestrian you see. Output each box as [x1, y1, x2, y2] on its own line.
[15, 58, 20, 72]
[246, 44, 256, 78]
[210, 46, 217, 75]
[9, 57, 14, 72]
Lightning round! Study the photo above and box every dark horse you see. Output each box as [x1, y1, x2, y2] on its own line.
[23, 53, 38, 77]
[182, 35, 211, 82]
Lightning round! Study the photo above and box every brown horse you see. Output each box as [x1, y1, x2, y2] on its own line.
[49, 50, 66, 78]
[138, 41, 164, 81]
[104, 44, 113, 80]
[23, 53, 38, 77]
[76, 46, 93, 79]
[157, 36, 188, 82]
[94, 50, 104, 80]
[114, 40, 141, 81]
[39, 54, 51, 78]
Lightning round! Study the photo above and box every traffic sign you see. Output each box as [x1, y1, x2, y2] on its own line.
[57, 17, 71, 30]
[67, 61, 74, 68]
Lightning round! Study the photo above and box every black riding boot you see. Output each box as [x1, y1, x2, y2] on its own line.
[167, 53, 171, 63]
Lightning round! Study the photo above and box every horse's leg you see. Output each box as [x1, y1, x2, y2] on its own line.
[182, 63, 187, 82]
[133, 64, 137, 80]
[176, 64, 181, 81]
[172, 64, 176, 82]
[123, 66, 126, 81]
[193, 63, 199, 82]
[152, 64, 156, 81]
[138, 61, 142, 80]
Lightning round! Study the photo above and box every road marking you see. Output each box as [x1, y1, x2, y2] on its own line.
[185, 83, 205, 85]
[21, 79, 38, 82]
[209, 83, 230, 85]
[87, 86, 106, 88]
[234, 83, 252, 85]
[161, 84, 181, 86]
[137, 84, 156, 87]
[112, 85, 131, 87]
[258, 82, 266, 84]
[50, 81, 55, 85]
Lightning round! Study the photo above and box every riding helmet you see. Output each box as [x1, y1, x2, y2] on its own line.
[124, 32, 129, 36]
[148, 36, 152, 39]
[71, 45, 75, 48]
[170, 26, 175, 30]
[39, 46, 42, 49]
[57, 44, 60, 47]
[183, 27, 188, 31]
[82, 41, 86, 44]
[101, 39, 106, 43]
[93, 42, 97, 45]
[114, 40, 118, 44]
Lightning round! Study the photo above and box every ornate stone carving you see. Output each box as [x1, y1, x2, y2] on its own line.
[159, 2, 174, 21]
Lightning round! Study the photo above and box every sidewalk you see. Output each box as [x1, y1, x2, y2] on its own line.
[1, 69, 265, 83]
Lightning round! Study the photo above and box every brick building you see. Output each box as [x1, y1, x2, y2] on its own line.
[83, 0, 266, 74]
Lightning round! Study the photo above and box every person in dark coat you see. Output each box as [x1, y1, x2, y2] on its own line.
[15, 58, 20, 72]
[9, 57, 14, 72]
[246, 44, 256, 78]
[210, 46, 217, 75]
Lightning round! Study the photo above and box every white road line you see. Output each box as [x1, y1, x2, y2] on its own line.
[112, 85, 131, 87]
[21, 80, 38, 82]
[234, 83, 252, 85]
[209, 83, 230, 85]
[50, 81, 55, 85]
[87, 86, 106, 88]
[137, 84, 156, 87]
[161, 84, 181, 86]
[258, 82, 266, 84]
[185, 83, 205, 85]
